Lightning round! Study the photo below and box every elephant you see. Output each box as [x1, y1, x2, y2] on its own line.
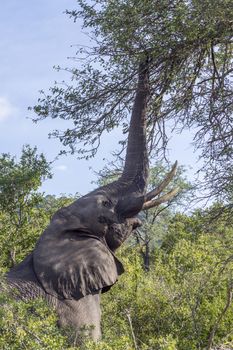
[6, 59, 178, 343]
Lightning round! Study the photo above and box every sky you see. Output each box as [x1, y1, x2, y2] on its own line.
[0, 0, 200, 197]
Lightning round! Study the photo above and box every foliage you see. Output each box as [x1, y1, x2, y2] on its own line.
[0, 286, 75, 350]
[33, 0, 233, 202]
[0, 145, 52, 213]
[0, 145, 52, 269]
[97, 207, 233, 350]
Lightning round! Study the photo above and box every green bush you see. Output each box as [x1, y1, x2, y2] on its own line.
[98, 211, 233, 350]
[0, 288, 74, 350]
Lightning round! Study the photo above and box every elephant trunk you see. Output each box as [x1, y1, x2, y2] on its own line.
[118, 59, 150, 195]
[116, 59, 179, 217]
[91, 58, 150, 203]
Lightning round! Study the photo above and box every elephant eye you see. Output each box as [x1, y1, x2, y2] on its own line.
[102, 200, 112, 208]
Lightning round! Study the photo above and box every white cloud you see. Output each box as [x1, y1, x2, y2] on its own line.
[0, 97, 16, 121]
[55, 165, 68, 171]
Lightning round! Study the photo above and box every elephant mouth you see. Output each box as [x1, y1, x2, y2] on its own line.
[108, 223, 124, 240]
[98, 215, 117, 226]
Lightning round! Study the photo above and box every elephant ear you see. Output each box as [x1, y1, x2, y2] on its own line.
[33, 224, 124, 300]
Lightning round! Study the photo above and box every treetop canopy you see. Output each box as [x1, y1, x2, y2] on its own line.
[33, 0, 233, 201]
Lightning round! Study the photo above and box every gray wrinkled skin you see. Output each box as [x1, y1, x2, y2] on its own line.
[6, 194, 141, 343]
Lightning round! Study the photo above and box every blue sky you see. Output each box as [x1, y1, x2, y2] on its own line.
[0, 0, 200, 197]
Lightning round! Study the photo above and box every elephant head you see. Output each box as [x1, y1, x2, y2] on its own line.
[32, 59, 179, 302]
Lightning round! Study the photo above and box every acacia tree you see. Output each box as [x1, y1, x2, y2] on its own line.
[33, 0, 233, 202]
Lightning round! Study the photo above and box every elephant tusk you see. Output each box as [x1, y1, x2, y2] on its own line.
[144, 161, 178, 202]
[142, 187, 180, 210]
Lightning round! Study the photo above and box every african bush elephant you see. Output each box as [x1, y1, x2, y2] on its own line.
[6, 59, 178, 342]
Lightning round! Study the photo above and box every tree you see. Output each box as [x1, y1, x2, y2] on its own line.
[134, 162, 192, 271]
[0, 145, 52, 268]
[33, 0, 233, 202]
